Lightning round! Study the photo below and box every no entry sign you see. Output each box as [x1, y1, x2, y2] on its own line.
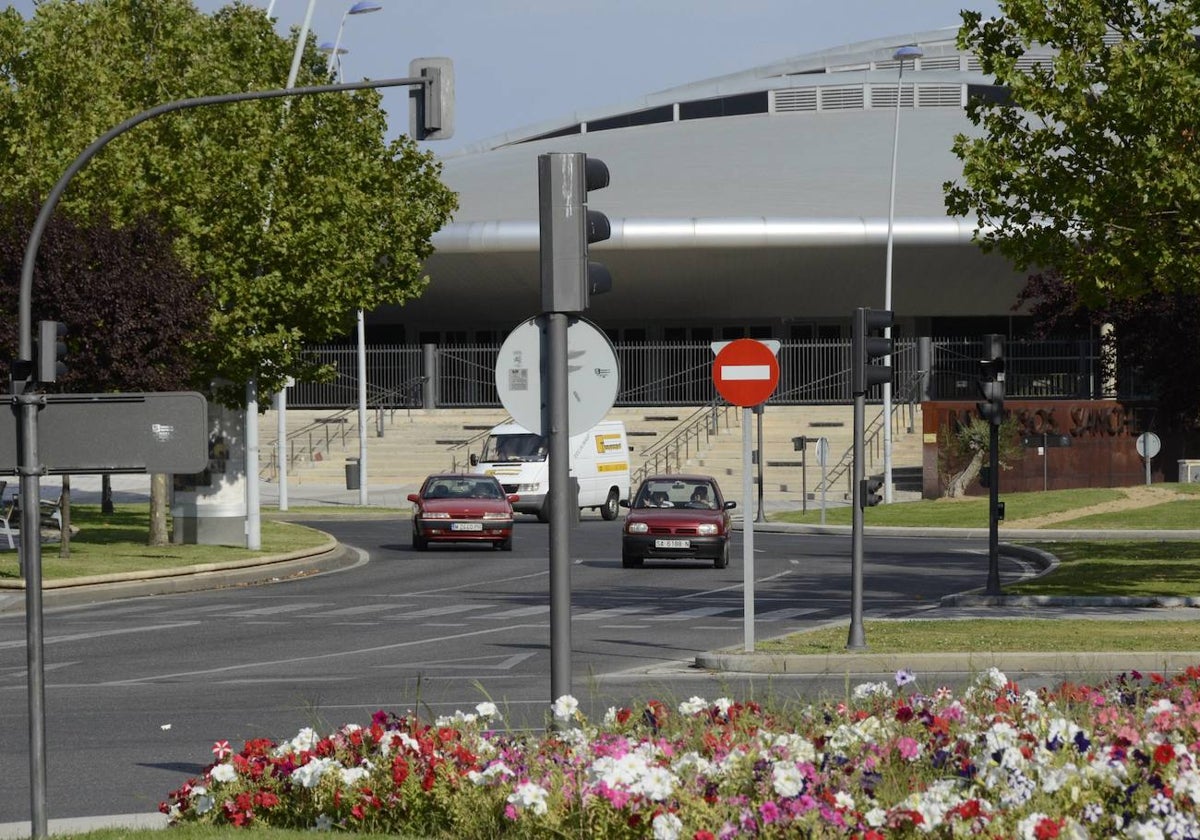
[711, 339, 780, 407]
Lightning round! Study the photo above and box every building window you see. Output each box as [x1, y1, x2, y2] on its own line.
[680, 91, 769, 121]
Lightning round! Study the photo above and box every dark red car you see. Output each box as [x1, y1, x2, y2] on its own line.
[619, 474, 736, 569]
[408, 474, 519, 552]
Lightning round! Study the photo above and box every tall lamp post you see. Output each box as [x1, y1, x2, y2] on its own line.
[881, 43, 922, 505]
[322, 0, 381, 506]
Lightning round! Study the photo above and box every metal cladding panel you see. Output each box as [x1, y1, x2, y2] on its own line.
[0, 391, 209, 474]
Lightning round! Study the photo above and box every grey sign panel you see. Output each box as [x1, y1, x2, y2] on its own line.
[0, 391, 208, 474]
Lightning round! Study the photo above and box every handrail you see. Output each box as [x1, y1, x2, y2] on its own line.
[631, 400, 740, 487]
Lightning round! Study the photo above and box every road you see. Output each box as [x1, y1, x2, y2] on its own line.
[0, 516, 1016, 822]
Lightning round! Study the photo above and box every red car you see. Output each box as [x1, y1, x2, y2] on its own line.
[408, 474, 519, 551]
[620, 474, 736, 569]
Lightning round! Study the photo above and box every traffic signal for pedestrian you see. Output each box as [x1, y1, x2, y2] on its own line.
[37, 320, 68, 383]
[976, 333, 1005, 426]
[860, 476, 883, 508]
[539, 152, 612, 312]
[851, 307, 893, 395]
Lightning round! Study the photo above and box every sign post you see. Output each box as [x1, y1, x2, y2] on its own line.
[711, 338, 780, 652]
[1136, 432, 1161, 486]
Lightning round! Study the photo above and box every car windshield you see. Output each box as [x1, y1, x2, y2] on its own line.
[479, 433, 546, 463]
[633, 480, 717, 509]
[425, 479, 503, 499]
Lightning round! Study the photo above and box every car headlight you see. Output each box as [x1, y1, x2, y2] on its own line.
[423, 511, 451, 519]
[697, 523, 718, 536]
[626, 522, 648, 534]
[482, 512, 510, 520]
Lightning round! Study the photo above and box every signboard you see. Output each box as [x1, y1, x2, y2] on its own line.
[710, 339, 780, 407]
[1136, 432, 1161, 460]
[495, 315, 619, 435]
[0, 392, 208, 474]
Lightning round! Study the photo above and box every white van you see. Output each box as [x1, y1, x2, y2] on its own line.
[470, 420, 630, 521]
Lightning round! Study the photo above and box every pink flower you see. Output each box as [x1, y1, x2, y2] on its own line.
[212, 741, 231, 760]
[895, 737, 921, 761]
[759, 801, 781, 824]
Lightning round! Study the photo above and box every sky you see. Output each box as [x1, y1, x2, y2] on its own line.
[12, 0, 1003, 154]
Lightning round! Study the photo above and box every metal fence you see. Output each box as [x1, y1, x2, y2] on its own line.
[287, 335, 1130, 410]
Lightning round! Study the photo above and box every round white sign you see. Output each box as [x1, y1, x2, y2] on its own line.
[495, 315, 620, 435]
[814, 436, 830, 468]
[1136, 432, 1161, 460]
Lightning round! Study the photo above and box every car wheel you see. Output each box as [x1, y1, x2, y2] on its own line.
[600, 488, 620, 521]
[496, 536, 513, 551]
[622, 552, 643, 569]
[714, 540, 729, 569]
[412, 530, 428, 551]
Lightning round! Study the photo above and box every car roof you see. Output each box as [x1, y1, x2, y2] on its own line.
[639, 474, 718, 484]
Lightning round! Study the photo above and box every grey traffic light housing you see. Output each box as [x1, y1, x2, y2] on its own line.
[976, 333, 1005, 425]
[37, 320, 68, 384]
[851, 307, 893, 395]
[539, 152, 612, 313]
[408, 57, 454, 141]
[859, 476, 883, 508]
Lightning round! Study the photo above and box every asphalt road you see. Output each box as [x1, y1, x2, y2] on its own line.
[0, 516, 1017, 823]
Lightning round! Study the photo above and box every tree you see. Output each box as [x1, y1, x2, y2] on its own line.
[939, 414, 1023, 498]
[945, 1, 1200, 307]
[0, 0, 457, 404]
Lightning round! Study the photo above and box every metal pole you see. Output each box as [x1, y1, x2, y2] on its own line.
[985, 419, 1002, 595]
[742, 406, 755, 651]
[245, 380, 260, 549]
[801, 443, 807, 514]
[848, 392, 867, 650]
[276, 388, 288, 511]
[357, 309, 368, 505]
[546, 313, 572, 704]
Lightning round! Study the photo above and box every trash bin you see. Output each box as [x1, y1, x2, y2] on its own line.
[345, 457, 361, 490]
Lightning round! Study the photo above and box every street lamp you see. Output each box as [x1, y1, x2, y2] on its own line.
[320, 41, 349, 78]
[881, 43, 922, 505]
[326, 1, 383, 76]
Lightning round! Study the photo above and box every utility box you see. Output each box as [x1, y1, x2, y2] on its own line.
[1179, 460, 1200, 483]
[345, 457, 361, 490]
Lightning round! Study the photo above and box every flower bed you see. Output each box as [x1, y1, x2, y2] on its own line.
[162, 665, 1200, 838]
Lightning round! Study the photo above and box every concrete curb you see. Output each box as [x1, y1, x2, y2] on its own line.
[0, 812, 167, 839]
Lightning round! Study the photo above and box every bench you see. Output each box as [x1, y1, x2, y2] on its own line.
[0, 489, 63, 548]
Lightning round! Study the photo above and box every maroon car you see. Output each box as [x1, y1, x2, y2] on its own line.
[408, 474, 519, 552]
[620, 474, 736, 569]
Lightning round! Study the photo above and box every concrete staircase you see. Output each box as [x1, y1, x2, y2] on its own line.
[258, 403, 925, 511]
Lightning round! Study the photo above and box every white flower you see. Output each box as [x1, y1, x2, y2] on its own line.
[190, 786, 213, 816]
[894, 668, 915, 687]
[603, 706, 620, 726]
[476, 701, 500, 720]
[636, 765, 676, 801]
[313, 813, 333, 831]
[468, 761, 515, 785]
[290, 727, 319, 753]
[292, 757, 336, 789]
[713, 697, 734, 717]
[507, 781, 549, 815]
[678, 696, 708, 715]
[1125, 820, 1166, 840]
[339, 766, 368, 786]
[852, 680, 893, 700]
[864, 807, 887, 827]
[772, 762, 805, 798]
[834, 790, 855, 810]
[208, 763, 237, 784]
[651, 811, 683, 840]
[552, 695, 579, 721]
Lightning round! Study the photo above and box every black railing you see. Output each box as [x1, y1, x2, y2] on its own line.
[286, 336, 1127, 410]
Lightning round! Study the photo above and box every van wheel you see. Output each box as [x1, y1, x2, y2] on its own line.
[600, 488, 620, 521]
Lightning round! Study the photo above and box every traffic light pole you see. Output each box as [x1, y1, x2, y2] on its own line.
[848, 390, 867, 650]
[15, 75, 426, 840]
[986, 414, 1002, 595]
[546, 313, 572, 705]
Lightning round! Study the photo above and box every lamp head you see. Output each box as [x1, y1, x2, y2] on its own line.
[349, 1, 383, 13]
[893, 44, 923, 61]
[319, 41, 349, 56]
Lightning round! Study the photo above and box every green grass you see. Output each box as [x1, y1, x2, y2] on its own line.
[0, 504, 331, 581]
[1009, 541, 1200, 596]
[757, 618, 1200, 654]
[773, 487, 1130, 527]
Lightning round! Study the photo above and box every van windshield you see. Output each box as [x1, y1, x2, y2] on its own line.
[480, 433, 547, 463]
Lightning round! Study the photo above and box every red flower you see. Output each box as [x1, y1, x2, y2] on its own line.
[1155, 743, 1176, 765]
[693, 832, 717, 840]
[392, 756, 410, 787]
[1034, 817, 1063, 839]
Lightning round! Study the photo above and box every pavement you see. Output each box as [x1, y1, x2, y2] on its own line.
[3, 476, 1200, 837]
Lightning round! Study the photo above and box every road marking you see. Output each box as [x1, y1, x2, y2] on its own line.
[0, 622, 199, 651]
[647, 606, 736, 621]
[756, 608, 821, 621]
[483, 605, 549, 618]
[374, 652, 537, 671]
[575, 606, 640, 621]
[395, 604, 491, 618]
[226, 603, 329, 616]
[311, 604, 409, 617]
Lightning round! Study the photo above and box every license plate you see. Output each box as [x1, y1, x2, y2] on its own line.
[451, 522, 484, 531]
[655, 538, 690, 549]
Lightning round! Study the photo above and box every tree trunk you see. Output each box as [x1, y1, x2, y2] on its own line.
[945, 450, 985, 498]
[148, 473, 169, 546]
[58, 474, 71, 558]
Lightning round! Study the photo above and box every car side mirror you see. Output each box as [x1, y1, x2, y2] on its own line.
[407, 493, 421, 503]
[724, 500, 737, 509]
[469, 453, 478, 466]
[619, 499, 630, 508]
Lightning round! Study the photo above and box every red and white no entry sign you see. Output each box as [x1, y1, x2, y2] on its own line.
[711, 338, 780, 407]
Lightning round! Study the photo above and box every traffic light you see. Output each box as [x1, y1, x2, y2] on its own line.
[408, 57, 455, 141]
[976, 333, 1005, 426]
[37, 320, 68, 383]
[539, 152, 612, 312]
[860, 476, 883, 508]
[851, 307, 893, 394]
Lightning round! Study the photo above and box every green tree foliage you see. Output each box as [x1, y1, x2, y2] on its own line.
[0, 0, 457, 405]
[945, 0, 1200, 306]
